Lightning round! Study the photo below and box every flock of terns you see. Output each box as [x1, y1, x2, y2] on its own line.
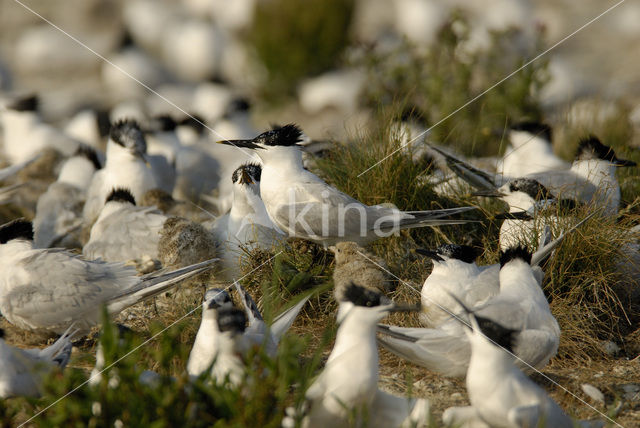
[0, 92, 636, 427]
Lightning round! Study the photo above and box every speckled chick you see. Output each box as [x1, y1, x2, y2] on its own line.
[141, 188, 206, 221]
[158, 217, 217, 283]
[330, 241, 395, 302]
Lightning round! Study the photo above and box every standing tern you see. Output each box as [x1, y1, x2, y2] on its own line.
[0, 219, 216, 335]
[283, 283, 429, 428]
[218, 124, 476, 246]
[34, 145, 101, 248]
[378, 246, 560, 378]
[233, 280, 311, 357]
[0, 94, 79, 165]
[496, 121, 569, 178]
[417, 244, 498, 328]
[187, 288, 234, 377]
[83, 119, 157, 226]
[431, 136, 635, 217]
[0, 325, 76, 398]
[443, 314, 604, 428]
[210, 163, 284, 281]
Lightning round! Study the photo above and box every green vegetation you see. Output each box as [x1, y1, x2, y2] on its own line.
[356, 15, 548, 156]
[247, 0, 355, 102]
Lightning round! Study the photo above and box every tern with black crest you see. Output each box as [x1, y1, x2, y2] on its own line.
[218, 124, 476, 246]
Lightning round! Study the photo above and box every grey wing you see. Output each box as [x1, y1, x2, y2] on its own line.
[527, 170, 595, 202]
[377, 324, 470, 377]
[3, 250, 138, 333]
[84, 207, 165, 261]
[513, 329, 559, 371]
[34, 183, 85, 248]
[0, 347, 47, 397]
[268, 180, 382, 238]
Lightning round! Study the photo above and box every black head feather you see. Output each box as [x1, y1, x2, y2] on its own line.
[118, 30, 134, 49]
[576, 136, 616, 162]
[474, 314, 518, 353]
[499, 246, 532, 267]
[106, 188, 136, 205]
[96, 109, 112, 138]
[508, 178, 552, 200]
[253, 124, 303, 147]
[74, 144, 102, 170]
[0, 219, 34, 243]
[216, 307, 247, 334]
[109, 119, 147, 153]
[342, 283, 386, 307]
[150, 115, 178, 132]
[509, 121, 552, 143]
[228, 97, 251, 113]
[205, 288, 233, 309]
[231, 163, 262, 185]
[437, 244, 480, 264]
[7, 94, 38, 112]
[179, 115, 206, 135]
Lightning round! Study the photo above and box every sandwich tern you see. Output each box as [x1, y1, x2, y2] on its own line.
[0, 94, 79, 165]
[0, 219, 216, 335]
[83, 188, 167, 263]
[83, 119, 157, 226]
[218, 124, 475, 246]
[283, 283, 429, 428]
[34, 145, 101, 248]
[378, 246, 560, 378]
[210, 163, 284, 281]
[496, 121, 569, 178]
[0, 325, 76, 398]
[187, 288, 234, 377]
[443, 314, 603, 428]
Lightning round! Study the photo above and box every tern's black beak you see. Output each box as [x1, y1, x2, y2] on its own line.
[613, 157, 637, 167]
[217, 139, 263, 150]
[471, 189, 505, 197]
[414, 248, 444, 262]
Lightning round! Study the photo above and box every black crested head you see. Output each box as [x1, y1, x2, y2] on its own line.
[0, 219, 33, 244]
[509, 121, 552, 142]
[576, 136, 616, 162]
[231, 163, 262, 185]
[342, 283, 385, 307]
[228, 97, 251, 114]
[473, 314, 518, 353]
[7, 94, 38, 112]
[205, 288, 232, 309]
[118, 30, 134, 49]
[179, 115, 206, 135]
[499, 246, 532, 267]
[74, 144, 102, 170]
[254, 124, 303, 147]
[437, 244, 480, 264]
[216, 307, 247, 334]
[109, 119, 147, 153]
[150, 115, 178, 132]
[106, 188, 136, 205]
[96, 109, 112, 138]
[508, 178, 552, 200]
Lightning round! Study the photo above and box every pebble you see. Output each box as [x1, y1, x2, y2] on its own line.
[581, 383, 605, 403]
